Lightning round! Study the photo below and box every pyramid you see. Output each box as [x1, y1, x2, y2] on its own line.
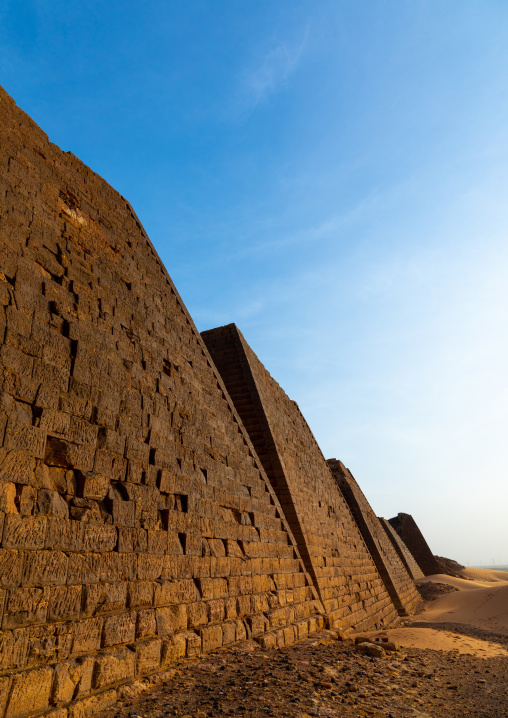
[388, 513, 440, 576]
[0, 86, 322, 718]
[201, 324, 400, 633]
[327, 459, 423, 615]
[378, 517, 424, 580]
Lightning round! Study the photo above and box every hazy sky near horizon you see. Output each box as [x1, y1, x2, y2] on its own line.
[1, 1, 507, 566]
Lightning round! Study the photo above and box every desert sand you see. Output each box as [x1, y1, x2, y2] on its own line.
[370, 567, 508, 656]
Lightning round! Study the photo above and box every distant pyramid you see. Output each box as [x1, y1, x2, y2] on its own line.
[202, 323, 400, 633]
[388, 513, 440, 576]
[327, 459, 423, 615]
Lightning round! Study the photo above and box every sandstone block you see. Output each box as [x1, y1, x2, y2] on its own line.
[81, 524, 117, 552]
[109, 499, 135, 528]
[71, 618, 103, 656]
[198, 577, 228, 600]
[93, 649, 135, 690]
[0, 628, 29, 671]
[154, 579, 198, 606]
[25, 623, 73, 669]
[0, 449, 36, 485]
[0, 344, 34, 378]
[0, 550, 23, 588]
[187, 601, 208, 629]
[146, 530, 167, 555]
[67, 690, 118, 718]
[82, 583, 127, 617]
[134, 638, 162, 676]
[155, 605, 187, 636]
[117, 528, 147, 554]
[221, 621, 237, 645]
[79, 472, 110, 500]
[52, 657, 94, 703]
[39, 408, 71, 436]
[135, 609, 156, 640]
[22, 550, 68, 586]
[99, 553, 136, 582]
[47, 585, 82, 622]
[137, 554, 163, 581]
[207, 599, 225, 624]
[160, 633, 186, 666]
[5, 667, 53, 718]
[186, 630, 203, 657]
[128, 581, 154, 609]
[0, 483, 17, 514]
[356, 641, 384, 658]
[157, 470, 175, 494]
[3, 587, 50, 629]
[102, 612, 136, 647]
[200, 624, 222, 653]
[93, 449, 127, 482]
[46, 519, 84, 552]
[66, 553, 101, 584]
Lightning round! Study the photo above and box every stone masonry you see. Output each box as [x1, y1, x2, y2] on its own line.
[378, 517, 424, 581]
[0, 86, 326, 718]
[388, 513, 440, 577]
[327, 459, 422, 616]
[201, 324, 400, 634]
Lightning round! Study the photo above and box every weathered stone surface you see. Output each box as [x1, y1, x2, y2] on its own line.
[52, 657, 94, 703]
[5, 667, 54, 718]
[2, 587, 50, 628]
[102, 613, 137, 647]
[93, 649, 136, 689]
[1, 516, 46, 549]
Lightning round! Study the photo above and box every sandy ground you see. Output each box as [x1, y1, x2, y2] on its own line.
[369, 567, 508, 657]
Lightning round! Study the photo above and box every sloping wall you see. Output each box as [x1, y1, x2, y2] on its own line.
[0, 86, 323, 718]
[201, 324, 400, 634]
[378, 518, 424, 581]
[327, 460, 422, 616]
[388, 513, 440, 577]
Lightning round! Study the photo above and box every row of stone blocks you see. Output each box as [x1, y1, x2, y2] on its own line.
[0, 83, 433, 718]
[0, 612, 324, 718]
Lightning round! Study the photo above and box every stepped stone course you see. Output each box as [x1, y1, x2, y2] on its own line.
[327, 459, 423, 616]
[0, 86, 324, 718]
[388, 513, 440, 577]
[201, 324, 400, 634]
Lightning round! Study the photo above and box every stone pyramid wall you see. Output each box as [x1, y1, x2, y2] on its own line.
[327, 460, 422, 616]
[0, 86, 323, 718]
[201, 324, 400, 634]
[378, 517, 424, 581]
[388, 514, 440, 577]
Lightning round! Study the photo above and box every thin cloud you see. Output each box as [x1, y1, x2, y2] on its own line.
[238, 28, 309, 112]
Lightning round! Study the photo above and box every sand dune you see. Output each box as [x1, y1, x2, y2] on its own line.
[417, 581, 508, 636]
[364, 567, 508, 657]
[459, 567, 508, 583]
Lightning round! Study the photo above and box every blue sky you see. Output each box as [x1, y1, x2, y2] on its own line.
[1, 1, 507, 566]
